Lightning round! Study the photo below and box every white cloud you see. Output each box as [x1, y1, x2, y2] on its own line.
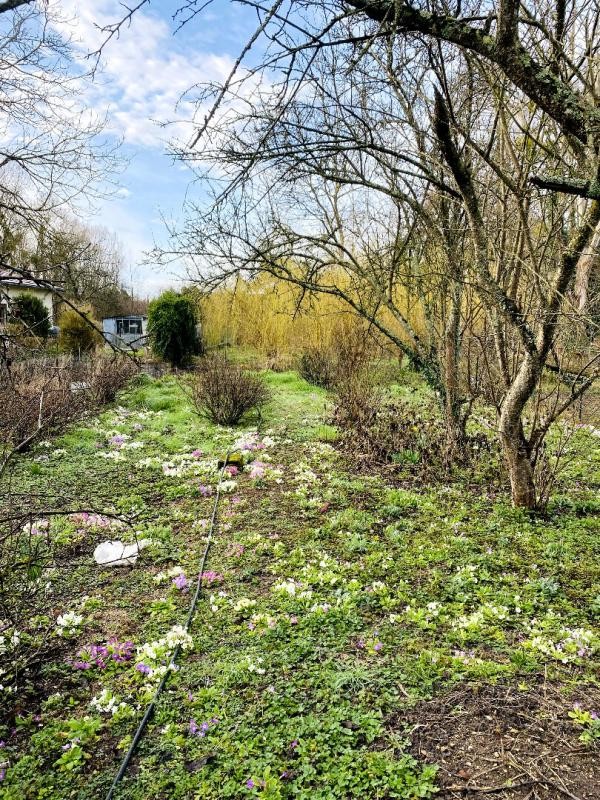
[51, 0, 235, 149]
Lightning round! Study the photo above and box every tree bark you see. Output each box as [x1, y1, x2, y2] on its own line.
[500, 430, 537, 507]
[442, 269, 468, 461]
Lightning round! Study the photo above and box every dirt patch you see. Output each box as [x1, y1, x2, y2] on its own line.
[399, 682, 600, 799]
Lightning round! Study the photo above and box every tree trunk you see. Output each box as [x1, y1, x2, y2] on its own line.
[499, 429, 537, 507]
[444, 392, 467, 464]
[442, 327, 467, 463]
[499, 356, 539, 508]
[441, 252, 468, 463]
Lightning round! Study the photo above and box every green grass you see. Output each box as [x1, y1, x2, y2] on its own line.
[1, 371, 599, 799]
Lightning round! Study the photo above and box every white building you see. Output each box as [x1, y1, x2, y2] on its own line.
[0, 272, 59, 327]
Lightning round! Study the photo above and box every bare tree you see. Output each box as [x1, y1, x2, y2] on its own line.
[103, 0, 600, 506]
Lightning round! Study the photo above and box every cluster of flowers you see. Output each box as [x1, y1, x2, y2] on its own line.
[403, 601, 446, 628]
[527, 623, 596, 663]
[154, 565, 190, 584]
[105, 432, 145, 450]
[70, 512, 123, 530]
[21, 518, 49, 537]
[356, 634, 383, 653]
[232, 431, 276, 454]
[134, 625, 194, 685]
[90, 688, 133, 718]
[138, 452, 218, 479]
[452, 649, 484, 665]
[56, 611, 84, 637]
[33, 441, 67, 462]
[154, 567, 223, 591]
[452, 602, 512, 632]
[72, 637, 134, 670]
[248, 461, 284, 482]
[106, 406, 159, 425]
[189, 717, 219, 737]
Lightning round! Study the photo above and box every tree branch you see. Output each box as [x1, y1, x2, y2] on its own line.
[346, 0, 595, 145]
[531, 175, 600, 200]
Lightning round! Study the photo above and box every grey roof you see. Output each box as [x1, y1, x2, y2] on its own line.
[103, 314, 147, 321]
[0, 272, 62, 292]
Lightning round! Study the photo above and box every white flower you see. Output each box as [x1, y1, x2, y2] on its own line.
[91, 688, 118, 714]
[165, 625, 194, 650]
[167, 566, 185, 578]
[246, 656, 266, 675]
[56, 611, 83, 636]
[272, 580, 298, 596]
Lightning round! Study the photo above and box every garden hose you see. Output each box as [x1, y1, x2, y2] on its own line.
[104, 450, 231, 800]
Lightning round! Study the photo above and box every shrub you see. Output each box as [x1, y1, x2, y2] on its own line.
[0, 359, 88, 450]
[58, 308, 102, 355]
[298, 346, 337, 388]
[189, 355, 271, 425]
[89, 354, 139, 404]
[148, 291, 202, 368]
[298, 323, 377, 388]
[333, 372, 449, 475]
[0, 354, 137, 452]
[10, 293, 51, 339]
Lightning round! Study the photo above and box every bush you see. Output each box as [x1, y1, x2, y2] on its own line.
[58, 308, 102, 355]
[333, 372, 449, 473]
[148, 291, 202, 368]
[298, 322, 377, 388]
[89, 354, 139, 404]
[0, 354, 137, 451]
[189, 355, 271, 425]
[298, 346, 337, 388]
[0, 359, 87, 449]
[10, 293, 51, 339]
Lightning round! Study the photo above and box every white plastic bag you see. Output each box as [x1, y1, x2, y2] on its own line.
[93, 539, 152, 567]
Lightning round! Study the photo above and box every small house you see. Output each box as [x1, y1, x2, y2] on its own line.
[102, 315, 148, 350]
[0, 272, 60, 327]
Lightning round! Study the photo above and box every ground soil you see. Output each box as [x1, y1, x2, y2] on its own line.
[402, 682, 600, 799]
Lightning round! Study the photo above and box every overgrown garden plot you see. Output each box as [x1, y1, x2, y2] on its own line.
[1, 371, 599, 799]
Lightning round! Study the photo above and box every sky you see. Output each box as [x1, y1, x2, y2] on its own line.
[52, 0, 258, 297]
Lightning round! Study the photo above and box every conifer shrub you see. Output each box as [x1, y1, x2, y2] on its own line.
[10, 293, 51, 339]
[147, 291, 202, 368]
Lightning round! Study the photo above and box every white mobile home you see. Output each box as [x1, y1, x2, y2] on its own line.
[102, 315, 148, 350]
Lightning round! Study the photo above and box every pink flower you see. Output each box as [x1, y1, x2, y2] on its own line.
[249, 461, 266, 479]
[225, 465, 239, 476]
[200, 571, 222, 584]
[191, 449, 204, 458]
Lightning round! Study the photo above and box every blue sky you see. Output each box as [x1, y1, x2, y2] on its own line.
[55, 0, 258, 297]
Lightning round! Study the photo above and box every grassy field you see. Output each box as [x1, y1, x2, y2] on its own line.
[1, 370, 600, 799]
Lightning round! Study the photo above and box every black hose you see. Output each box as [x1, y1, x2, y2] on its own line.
[104, 452, 231, 800]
